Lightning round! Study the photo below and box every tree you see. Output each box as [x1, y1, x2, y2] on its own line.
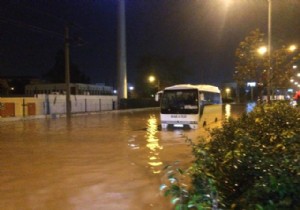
[234, 29, 268, 102]
[0, 78, 9, 95]
[271, 45, 300, 88]
[234, 29, 266, 87]
[135, 54, 190, 97]
[234, 29, 300, 99]
[43, 50, 90, 84]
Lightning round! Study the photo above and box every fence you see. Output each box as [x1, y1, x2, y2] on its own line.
[0, 94, 117, 118]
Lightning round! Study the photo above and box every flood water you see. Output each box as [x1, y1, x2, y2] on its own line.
[0, 104, 247, 210]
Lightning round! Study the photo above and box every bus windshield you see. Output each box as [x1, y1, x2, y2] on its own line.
[161, 89, 199, 114]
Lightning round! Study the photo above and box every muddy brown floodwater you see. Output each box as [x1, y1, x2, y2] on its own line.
[0, 104, 247, 210]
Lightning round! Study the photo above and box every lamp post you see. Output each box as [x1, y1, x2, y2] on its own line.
[257, 46, 267, 102]
[247, 82, 256, 102]
[148, 75, 160, 97]
[267, 0, 272, 102]
[225, 88, 231, 99]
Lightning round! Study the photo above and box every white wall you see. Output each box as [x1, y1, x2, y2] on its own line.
[0, 94, 118, 117]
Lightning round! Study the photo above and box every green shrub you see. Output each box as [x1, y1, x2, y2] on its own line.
[162, 102, 300, 209]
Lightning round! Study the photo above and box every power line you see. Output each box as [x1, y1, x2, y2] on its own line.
[0, 16, 64, 39]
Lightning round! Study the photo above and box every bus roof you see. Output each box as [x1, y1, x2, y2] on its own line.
[164, 84, 220, 93]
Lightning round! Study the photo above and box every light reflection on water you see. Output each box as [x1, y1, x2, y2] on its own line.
[246, 102, 256, 113]
[224, 103, 256, 120]
[146, 115, 163, 174]
[225, 104, 231, 120]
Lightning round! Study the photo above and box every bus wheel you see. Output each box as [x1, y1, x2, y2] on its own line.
[203, 121, 207, 127]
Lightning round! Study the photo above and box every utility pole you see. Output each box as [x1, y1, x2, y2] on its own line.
[65, 25, 71, 119]
[117, 0, 128, 100]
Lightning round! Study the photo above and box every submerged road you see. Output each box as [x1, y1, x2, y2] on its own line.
[0, 104, 247, 210]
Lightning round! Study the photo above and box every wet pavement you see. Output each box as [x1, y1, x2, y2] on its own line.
[0, 105, 246, 210]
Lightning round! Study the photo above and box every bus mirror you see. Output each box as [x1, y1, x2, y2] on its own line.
[155, 91, 162, 102]
[155, 93, 160, 102]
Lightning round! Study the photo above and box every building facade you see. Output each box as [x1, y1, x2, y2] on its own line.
[25, 83, 114, 96]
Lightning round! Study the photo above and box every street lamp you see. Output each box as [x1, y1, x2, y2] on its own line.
[225, 88, 231, 99]
[148, 75, 156, 83]
[288, 45, 297, 52]
[148, 75, 160, 90]
[257, 46, 267, 55]
[128, 86, 135, 98]
[267, 0, 272, 102]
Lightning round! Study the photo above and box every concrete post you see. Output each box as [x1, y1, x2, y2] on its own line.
[117, 0, 128, 100]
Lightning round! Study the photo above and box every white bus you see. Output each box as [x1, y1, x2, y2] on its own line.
[155, 84, 222, 129]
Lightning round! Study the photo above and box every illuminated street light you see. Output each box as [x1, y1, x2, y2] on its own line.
[225, 88, 231, 99]
[148, 75, 160, 90]
[257, 46, 267, 55]
[128, 86, 135, 98]
[288, 44, 297, 52]
[148, 75, 156, 83]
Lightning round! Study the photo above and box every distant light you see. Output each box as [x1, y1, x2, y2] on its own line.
[297, 73, 300, 77]
[113, 90, 117, 94]
[294, 65, 298, 69]
[290, 79, 294, 82]
[295, 82, 298, 85]
[129, 86, 134, 91]
[10, 87, 14, 90]
[247, 82, 256, 87]
[287, 89, 293, 92]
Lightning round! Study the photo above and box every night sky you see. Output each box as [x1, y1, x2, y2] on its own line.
[1, 0, 300, 87]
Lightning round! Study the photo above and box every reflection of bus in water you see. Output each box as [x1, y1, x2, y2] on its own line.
[155, 84, 222, 129]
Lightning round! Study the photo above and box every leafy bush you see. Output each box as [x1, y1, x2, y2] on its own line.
[162, 102, 300, 209]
